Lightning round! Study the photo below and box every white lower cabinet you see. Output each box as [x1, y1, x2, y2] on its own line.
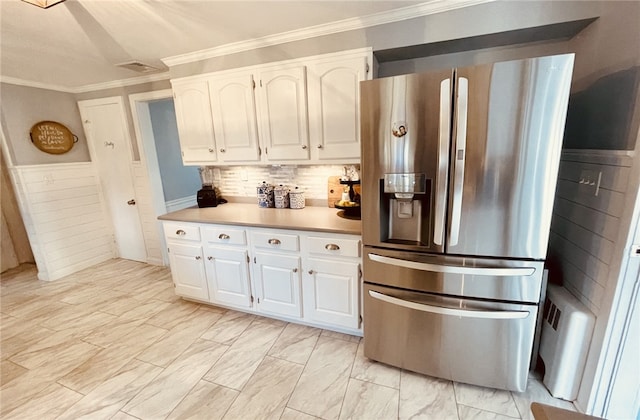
[162, 221, 361, 333]
[205, 246, 252, 307]
[304, 257, 360, 329]
[253, 251, 302, 318]
[166, 241, 209, 301]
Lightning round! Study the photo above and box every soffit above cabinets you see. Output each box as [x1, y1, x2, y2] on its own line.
[374, 18, 597, 63]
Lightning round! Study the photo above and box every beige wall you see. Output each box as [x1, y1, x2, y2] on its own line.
[1, 83, 90, 166]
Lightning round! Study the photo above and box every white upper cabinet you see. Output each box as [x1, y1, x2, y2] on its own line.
[170, 48, 373, 165]
[209, 73, 261, 162]
[307, 55, 370, 162]
[256, 65, 310, 161]
[172, 80, 217, 164]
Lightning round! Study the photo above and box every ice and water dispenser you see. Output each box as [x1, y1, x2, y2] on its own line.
[380, 173, 431, 246]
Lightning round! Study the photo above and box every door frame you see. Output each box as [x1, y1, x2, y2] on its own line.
[78, 95, 147, 262]
[128, 89, 173, 265]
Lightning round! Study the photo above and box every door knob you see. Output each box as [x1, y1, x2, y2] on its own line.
[292, 268, 298, 273]
[308, 270, 314, 275]
[302, 145, 307, 149]
[220, 148, 226, 153]
[317, 144, 323, 149]
[127, 199, 136, 205]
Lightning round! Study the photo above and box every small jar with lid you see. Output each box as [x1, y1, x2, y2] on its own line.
[274, 184, 290, 208]
[257, 181, 275, 208]
[289, 186, 305, 209]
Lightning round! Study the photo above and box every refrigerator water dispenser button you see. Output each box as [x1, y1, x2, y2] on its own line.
[397, 200, 413, 218]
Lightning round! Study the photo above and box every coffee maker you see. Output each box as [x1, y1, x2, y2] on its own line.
[197, 167, 218, 208]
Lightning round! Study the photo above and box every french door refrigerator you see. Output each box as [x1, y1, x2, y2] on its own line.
[360, 54, 574, 392]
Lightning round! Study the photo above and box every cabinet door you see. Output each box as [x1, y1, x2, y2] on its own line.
[172, 80, 217, 164]
[308, 56, 368, 161]
[209, 74, 261, 162]
[254, 252, 302, 318]
[205, 246, 252, 307]
[305, 257, 360, 329]
[256, 66, 310, 161]
[167, 242, 209, 301]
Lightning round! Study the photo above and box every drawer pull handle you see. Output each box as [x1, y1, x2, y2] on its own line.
[195, 256, 201, 260]
[293, 268, 298, 273]
[176, 229, 186, 236]
[325, 243, 340, 251]
[268, 238, 281, 245]
[219, 234, 230, 240]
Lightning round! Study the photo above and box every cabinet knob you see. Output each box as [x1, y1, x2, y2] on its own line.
[218, 233, 230, 240]
[220, 148, 226, 153]
[208, 148, 214, 153]
[293, 268, 298, 273]
[325, 243, 340, 251]
[268, 238, 281, 245]
[195, 256, 201, 260]
[308, 270, 314, 275]
[176, 229, 186, 236]
[317, 144, 323, 149]
[208, 256, 213, 261]
[301, 145, 307, 149]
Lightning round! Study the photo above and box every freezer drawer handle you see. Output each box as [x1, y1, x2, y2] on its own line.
[368, 254, 535, 276]
[368, 290, 529, 320]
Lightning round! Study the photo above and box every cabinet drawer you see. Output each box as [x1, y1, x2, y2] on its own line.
[307, 236, 360, 258]
[163, 223, 201, 241]
[251, 231, 299, 252]
[203, 226, 247, 245]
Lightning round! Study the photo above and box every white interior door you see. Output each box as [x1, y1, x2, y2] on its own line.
[79, 97, 147, 262]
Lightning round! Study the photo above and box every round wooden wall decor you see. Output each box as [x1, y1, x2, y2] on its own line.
[29, 121, 78, 154]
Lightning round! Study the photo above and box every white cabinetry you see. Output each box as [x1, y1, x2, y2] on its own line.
[170, 48, 372, 165]
[257, 66, 310, 161]
[303, 234, 361, 329]
[203, 226, 252, 308]
[208, 74, 261, 162]
[172, 80, 217, 164]
[163, 223, 209, 301]
[307, 54, 370, 161]
[251, 230, 302, 318]
[161, 220, 361, 334]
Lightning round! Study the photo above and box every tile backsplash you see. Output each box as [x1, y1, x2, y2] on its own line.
[206, 165, 359, 204]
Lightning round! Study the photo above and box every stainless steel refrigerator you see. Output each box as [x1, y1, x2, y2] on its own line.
[360, 54, 574, 392]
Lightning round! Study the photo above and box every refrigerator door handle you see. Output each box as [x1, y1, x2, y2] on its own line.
[449, 76, 468, 246]
[434, 78, 451, 246]
[368, 290, 530, 319]
[368, 253, 536, 276]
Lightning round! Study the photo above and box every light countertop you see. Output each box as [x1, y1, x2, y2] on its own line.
[159, 203, 361, 235]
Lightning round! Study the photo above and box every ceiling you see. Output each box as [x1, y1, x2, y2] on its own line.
[0, 0, 427, 91]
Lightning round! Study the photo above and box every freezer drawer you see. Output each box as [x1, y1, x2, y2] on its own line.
[363, 283, 537, 392]
[364, 245, 544, 303]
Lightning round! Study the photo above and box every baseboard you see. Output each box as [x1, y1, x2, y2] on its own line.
[165, 195, 197, 212]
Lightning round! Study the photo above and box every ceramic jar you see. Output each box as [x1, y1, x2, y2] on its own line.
[289, 186, 305, 209]
[257, 181, 275, 208]
[274, 184, 290, 208]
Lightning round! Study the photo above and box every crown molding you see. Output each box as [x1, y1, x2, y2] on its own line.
[72, 72, 170, 93]
[162, 0, 494, 67]
[0, 76, 76, 93]
[1, 72, 170, 94]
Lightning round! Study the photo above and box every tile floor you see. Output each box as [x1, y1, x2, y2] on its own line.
[1, 259, 577, 420]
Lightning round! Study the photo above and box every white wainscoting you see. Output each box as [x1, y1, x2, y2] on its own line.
[548, 150, 634, 315]
[12, 163, 115, 281]
[131, 163, 164, 265]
